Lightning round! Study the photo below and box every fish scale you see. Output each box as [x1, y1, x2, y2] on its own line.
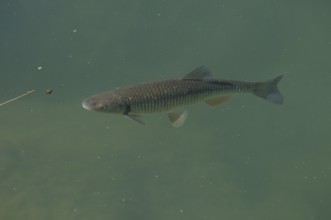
[111, 79, 248, 113]
[82, 67, 283, 126]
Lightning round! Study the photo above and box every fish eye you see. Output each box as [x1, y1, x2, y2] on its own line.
[97, 105, 106, 110]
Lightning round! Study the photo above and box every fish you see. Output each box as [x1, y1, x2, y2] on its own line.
[82, 66, 283, 127]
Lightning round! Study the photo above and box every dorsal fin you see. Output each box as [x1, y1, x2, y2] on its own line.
[182, 66, 212, 80]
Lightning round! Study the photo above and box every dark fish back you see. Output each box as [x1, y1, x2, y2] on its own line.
[114, 79, 224, 113]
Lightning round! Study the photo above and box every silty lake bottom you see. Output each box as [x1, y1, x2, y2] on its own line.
[0, 0, 330, 219]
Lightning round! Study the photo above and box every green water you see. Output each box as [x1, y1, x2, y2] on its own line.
[1, 1, 330, 219]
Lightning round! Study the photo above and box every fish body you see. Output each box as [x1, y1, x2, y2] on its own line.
[82, 67, 283, 126]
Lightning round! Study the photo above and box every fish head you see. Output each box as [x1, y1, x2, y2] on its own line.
[82, 92, 128, 114]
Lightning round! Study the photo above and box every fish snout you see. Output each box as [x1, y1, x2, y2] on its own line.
[82, 98, 94, 111]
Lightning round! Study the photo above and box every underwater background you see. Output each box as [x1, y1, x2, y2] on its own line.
[1, 0, 330, 219]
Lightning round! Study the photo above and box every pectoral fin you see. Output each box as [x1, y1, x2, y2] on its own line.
[125, 114, 145, 125]
[205, 95, 232, 106]
[168, 111, 188, 127]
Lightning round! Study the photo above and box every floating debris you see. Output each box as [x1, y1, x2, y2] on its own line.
[0, 90, 35, 106]
[45, 89, 53, 95]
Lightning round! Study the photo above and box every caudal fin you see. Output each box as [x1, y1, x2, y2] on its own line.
[252, 75, 284, 105]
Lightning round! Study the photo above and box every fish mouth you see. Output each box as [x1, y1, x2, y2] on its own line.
[82, 99, 92, 111]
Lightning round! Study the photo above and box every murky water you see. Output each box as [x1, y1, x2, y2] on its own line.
[1, 1, 330, 219]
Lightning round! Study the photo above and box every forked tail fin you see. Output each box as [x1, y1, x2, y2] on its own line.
[252, 75, 284, 104]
